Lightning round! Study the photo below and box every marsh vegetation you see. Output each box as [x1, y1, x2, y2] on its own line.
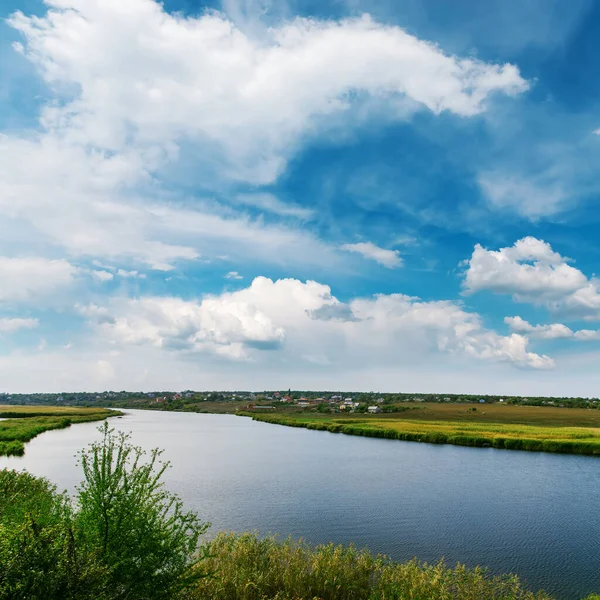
[0, 406, 120, 456]
[243, 403, 600, 455]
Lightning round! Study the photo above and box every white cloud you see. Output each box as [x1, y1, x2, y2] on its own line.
[573, 329, 600, 341]
[0, 134, 341, 270]
[225, 271, 244, 280]
[0, 318, 39, 333]
[0, 257, 78, 303]
[235, 193, 314, 219]
[392, 234, 419, 246]
[479, 174, 567, 219]
[91, 270, 114, 282]
[0, 0, 529, 278]
[504, 316, 573, 339]
[150, 204, 342, 269]
[463, 237, 600, 319]
[505, 315, 600, 342]
[89, 276, 553, 369]
[117, 269, 146, 279]
[594, 129, 600, 135]
[8, 2, 528, 184]
[349, 293, 553, 369]
[0, 135, 202, 270]
[94, 293, 286, 359]
[341, 242, 403, 268]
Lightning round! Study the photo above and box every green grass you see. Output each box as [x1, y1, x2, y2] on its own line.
[0, 406, 121, 456]
[242, 404, 600, 456]
[190, 532, 552, 600]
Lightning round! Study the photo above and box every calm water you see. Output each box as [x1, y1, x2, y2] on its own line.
[1, 410, 599, 600]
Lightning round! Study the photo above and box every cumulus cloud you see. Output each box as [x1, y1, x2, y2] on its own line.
[504, 316, 573, 339]
[91, 293, 286, 359]
[0, 257, 78, 303]
[89, 276, 553, 369]
[0, 318, 39, 333]
[573, 329, 600, 341]
[91, 270, 114, 282]
[340, 242, 403, 268]
[505, 315, 600, 342]
[8, 2, 528, 183]
[308, 303, 360, 322]
[349, 293, 554, 369]
[75, 302, 115, 325]
[463, 237, 600, 319]
[0, 0, 528, 273]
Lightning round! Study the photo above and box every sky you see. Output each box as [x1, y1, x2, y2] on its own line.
[1, 0, 600, 395]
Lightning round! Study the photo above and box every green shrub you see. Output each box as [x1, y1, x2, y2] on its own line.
[75, 423, 211, 599]
[0, 423, 210, 600]
[0, 470, 107, 600]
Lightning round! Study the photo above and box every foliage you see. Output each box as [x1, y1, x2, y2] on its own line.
[0, 423, 210, 600]
[190, 532, 552, 600]
[0, 470, 107, 600]
[75, 423, 210, 599]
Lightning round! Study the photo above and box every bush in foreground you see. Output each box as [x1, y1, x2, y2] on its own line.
[0, 424, 210, 600]
[0, 469, 107, 599]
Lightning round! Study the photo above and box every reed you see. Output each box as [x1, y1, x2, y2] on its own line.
[242, 412, 600, 456]
[190, 532, 552, 600]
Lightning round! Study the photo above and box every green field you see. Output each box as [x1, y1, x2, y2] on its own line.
[242, 403, 600, 456]
[0, 405, 121, 456]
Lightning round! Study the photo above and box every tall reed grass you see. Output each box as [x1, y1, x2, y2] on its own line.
[190, 532, 552, 600]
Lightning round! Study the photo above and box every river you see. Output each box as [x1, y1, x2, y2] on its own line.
[1, 409, 598, 599]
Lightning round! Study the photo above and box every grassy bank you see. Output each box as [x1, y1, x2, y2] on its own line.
[242, 407, 600, 456]
[2, 423, 598, 600]
[0, 405, 121, 456]
[190, 532, 553, 600]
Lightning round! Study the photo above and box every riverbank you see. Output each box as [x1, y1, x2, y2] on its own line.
[1, 432, 585, 600]
[0, 405, 121, 456]
[241, 410, 600, 456]
[2, 409, 599, 598]
[192, 532, 557, 600]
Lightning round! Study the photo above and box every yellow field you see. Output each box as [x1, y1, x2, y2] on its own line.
[0, 405, 121, 456]
[371, 402, 600, 427]
[0, 405, 114, 416]
[245, 403, 600, 455]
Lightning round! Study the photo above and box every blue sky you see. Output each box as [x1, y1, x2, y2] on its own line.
[1, 0, 600, 394]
